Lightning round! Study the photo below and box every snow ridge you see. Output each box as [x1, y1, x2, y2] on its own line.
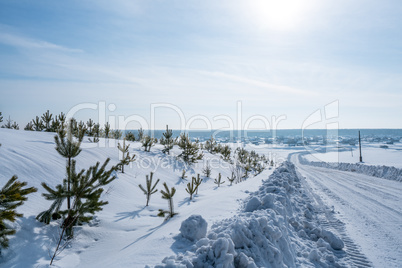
[154, 162, 349, 267]
[299, 155, 402, 182]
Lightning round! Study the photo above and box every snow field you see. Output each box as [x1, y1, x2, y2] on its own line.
[0, 129, 283, 267]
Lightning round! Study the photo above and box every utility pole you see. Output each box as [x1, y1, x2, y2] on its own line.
[359, 131, 363, 162]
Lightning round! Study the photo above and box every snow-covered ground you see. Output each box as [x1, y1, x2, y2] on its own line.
[304, 143, 402, 168]
[292, 154, 402, 267]
[1, 128, 401, 267]
[0, 129, 300, 267]
[154, 162, 352, 267]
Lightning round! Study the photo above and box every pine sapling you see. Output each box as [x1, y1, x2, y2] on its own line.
[50, 118, 61, 132]
[214, 173, 225, 187]
[117, 138, 136, 173]
[125, 131, 136, 141]
[221, 145, 231, 161]
[227, 171, 236, 186]
[194, 174, 202, 195]
[11, 121, 19, 130]
[180, 169, 187, 181]
[0, 176, 37, 253]
[104, 122, 111, 138]
[158, 183, 177, 220]
[24, 122, 34, 131]
[202, 160, 212, 178]
[113, 129, 122, 140]
[177, 133, 203, 164]
[161, 125, 174, 154]
[86, 118, 94, 136]
[137, 128, 144, 141]
[142, 135, 155, 152]
[139, 172, 160, 206]
[185, 177, 199, 201]
[41, 110, 53, 132]
[58, 112, 66, 125]
[32, 116, 44, 131]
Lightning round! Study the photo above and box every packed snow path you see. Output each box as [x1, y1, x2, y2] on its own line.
[292, 154, 402, 268]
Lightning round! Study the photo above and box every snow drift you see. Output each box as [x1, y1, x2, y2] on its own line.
[299, 155, 402, 182]
[154, 162, 348, 267]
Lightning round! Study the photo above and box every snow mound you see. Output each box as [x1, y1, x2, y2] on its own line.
[300, 155, 402, 182]
[180, 215, 208, 242]
[153, 162, 348, 267]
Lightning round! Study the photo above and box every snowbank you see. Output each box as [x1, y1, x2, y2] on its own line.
[154, 162, 348, 267]
[299, 155, 402, 182]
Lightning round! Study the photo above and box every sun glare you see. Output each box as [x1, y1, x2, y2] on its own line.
[248, 0, 318, 31]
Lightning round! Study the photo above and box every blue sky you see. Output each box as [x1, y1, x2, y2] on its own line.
[0, 0, 401, 130]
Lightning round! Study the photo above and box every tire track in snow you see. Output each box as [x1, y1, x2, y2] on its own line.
[296, 165, 373, 267]
[293, 154, 402, 268]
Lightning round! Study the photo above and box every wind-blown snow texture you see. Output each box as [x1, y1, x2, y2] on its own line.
[154, 162, 348, 267]
[299, 155, 402, 182]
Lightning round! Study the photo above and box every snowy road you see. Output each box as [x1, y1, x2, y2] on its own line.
[292, 154, 402, 268]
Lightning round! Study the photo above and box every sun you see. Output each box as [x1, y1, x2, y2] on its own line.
[248, 0, 318, 31]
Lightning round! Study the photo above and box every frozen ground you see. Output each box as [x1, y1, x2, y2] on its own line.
[304, 143, 402, 168]
[0, 128, 401, 267]
[292, 154, 402, 267]
[0, 129, 299, 267]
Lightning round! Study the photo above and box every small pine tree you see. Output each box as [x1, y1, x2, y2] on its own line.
[0, 112, 2, 123]
[38, 158, 117, 238]
[53, 120, 82, 214]
[125, 131, 136, 142]
[185, 177, 199, 201]
[157, 183, 177, 220]
[194, 174, 202, 195]
[11, 121, 19, 130]
[24, 122, 34, 131]
[41, 110, 53, 132]
[2, 116, 13, 129]
[160, 125, 174, 154]
[138, 172, 160, 206]
[113, 129, 122, 140]
[227, 171, 236, 186]
[142, 135, 155, 152]
[202, 160, 212, 178]
[177, 133, 203, 164]
[104, 122, 111, 138]
[58, 112, 66, 125]
[221, 145, 231, 161]
[0, 176, 37, 253]
[117, 138, 136, 173]
[93, 123, 100, 137]
[204, 136, 217, 153]
[236, 147, 249, 165]
[76, 121, 87, 140]
[32, 116, 44, 131]
[137, 128, 145, 142]
[180, 169, 187, 181]
[86, 119, 94, 136]
[50, 118, 61, 132]
[214, 173, 225, 187]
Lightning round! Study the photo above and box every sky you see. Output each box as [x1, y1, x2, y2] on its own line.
[0, 0, 401, 130]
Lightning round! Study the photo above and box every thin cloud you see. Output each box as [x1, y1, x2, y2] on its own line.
[0, 30, 83, 53]
[201, 71, 316, 96]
